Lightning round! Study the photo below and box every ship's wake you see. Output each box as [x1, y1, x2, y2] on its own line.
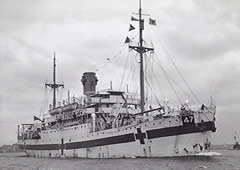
[196, 152, 222, 156]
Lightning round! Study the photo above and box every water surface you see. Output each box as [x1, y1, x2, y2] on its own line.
[0, 150, 239, 170]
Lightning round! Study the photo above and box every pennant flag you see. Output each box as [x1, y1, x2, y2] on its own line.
[124, 36, 131, 43]
[131, 16, 138, 21]
[34, 116, 42, 122]
[129, 24, 135, 31]
[149, 18, 157, 26]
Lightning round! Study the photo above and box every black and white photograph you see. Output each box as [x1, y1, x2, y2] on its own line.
[0, 0, 240, 169]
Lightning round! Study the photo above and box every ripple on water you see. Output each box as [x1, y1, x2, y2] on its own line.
[0, 150, 239, 170]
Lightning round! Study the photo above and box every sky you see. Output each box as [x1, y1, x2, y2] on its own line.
[0, 0, 240, 145]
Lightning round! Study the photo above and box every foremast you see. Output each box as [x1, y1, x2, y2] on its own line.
[45, 52, 64, 109]
[129, 0, 154, 113]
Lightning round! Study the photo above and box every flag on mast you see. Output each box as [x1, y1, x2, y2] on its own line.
[149, 18, 157, 25]
[129, 24, 135, 31]
[124, 37, 131, 43]
[34, 116, 42, 122]
[131, 16, 138, 21]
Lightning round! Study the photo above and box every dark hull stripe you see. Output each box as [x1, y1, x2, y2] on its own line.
[19, 121, 216, 150]
[19, 143, 59, 150]
[66, 133, 135, 149]
[147, 121, 216, 139]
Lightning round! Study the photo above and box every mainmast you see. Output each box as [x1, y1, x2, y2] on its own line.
[139, 0, 145, 113]
[129, 0, 154, 113]
[45, 52, 64, 109]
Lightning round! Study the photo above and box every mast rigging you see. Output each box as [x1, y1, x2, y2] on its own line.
[45, 52, 64, 109]
[129, 0, 154, 113]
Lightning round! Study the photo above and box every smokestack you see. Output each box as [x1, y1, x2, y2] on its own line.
[81, 72, 98, 96]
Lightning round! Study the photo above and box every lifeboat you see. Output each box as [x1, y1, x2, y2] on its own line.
[62, 103, 78, 112]
[49, 107, 62, 115]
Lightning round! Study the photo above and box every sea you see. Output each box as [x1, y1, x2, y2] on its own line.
[0, 150, 239, 170]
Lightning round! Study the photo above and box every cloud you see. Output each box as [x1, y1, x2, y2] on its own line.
[146, 0, 240, 62]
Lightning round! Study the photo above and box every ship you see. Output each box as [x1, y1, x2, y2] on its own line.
[233, 133, 240, 150]
[17, 0, 216, 158]
[233, 143, 240, 150]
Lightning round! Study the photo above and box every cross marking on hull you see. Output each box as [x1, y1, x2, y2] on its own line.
[135, 128, 146, 144]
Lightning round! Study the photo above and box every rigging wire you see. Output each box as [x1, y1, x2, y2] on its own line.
[126, 52, 140, 96]
[156, 39, 201, 104]
[119, 50, 130, 91]
[148, 52, 154, 104]
[144, 53, 161, 106]
[38, 87, 48, 118]
[131, 56, 140, 97]
[150, 52, 166, 99]
[142, 20, 184, 104]
[146, 20, 201, 105]
[144, 50, 167, 104]
[125, 52, 138, 92]
[144, 53, 149, 103]
[108, 49, 134, 114]
[153, 51, 183, 104]
[96, 34, 138, 75]
[145, 74, 162, 107]
[151, 42, 197, 105]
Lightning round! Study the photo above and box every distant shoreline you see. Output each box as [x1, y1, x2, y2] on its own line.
[0, 144, 23, 153]
[0, 152, 26, 157]
[211, 144, 234, 150]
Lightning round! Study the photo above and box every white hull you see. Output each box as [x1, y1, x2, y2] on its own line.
[22, 132, 213, 158]
[19, 113, 216, 158]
